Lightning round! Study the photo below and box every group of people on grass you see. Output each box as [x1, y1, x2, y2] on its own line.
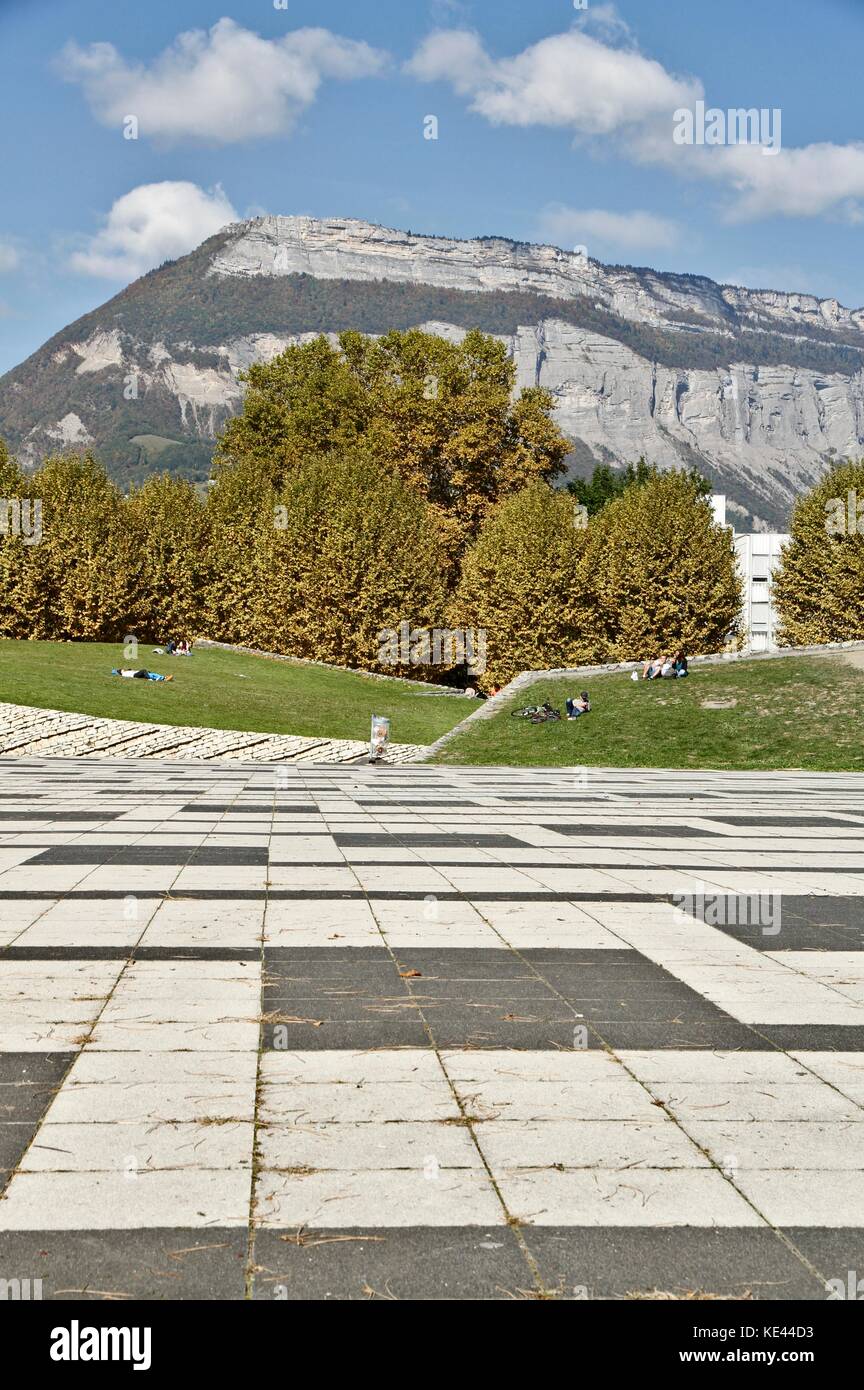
[111, 637, 194, 683]
[641, 650, 688, 680]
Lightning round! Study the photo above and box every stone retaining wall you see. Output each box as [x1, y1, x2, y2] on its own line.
[0, 702, 426, 764]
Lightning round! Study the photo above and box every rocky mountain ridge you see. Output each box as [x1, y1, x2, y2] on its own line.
[2, 214, 863, 529]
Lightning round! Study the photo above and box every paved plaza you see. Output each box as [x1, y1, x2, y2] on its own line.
[1, 758, 863, 1300]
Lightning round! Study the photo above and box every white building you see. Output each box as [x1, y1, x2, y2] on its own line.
[733, 532, 789, 651]
[712, 495, 789, 652]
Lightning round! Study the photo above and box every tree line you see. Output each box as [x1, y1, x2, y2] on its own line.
[0, 326, 786, 688]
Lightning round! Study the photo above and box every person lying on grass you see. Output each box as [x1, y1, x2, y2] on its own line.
[111, 669, 174, 682]
[566, 691, 591, 719]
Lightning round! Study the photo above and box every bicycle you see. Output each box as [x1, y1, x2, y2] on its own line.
[510, 701, 562, 723]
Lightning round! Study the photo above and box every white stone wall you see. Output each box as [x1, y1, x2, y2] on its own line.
[0, 703, 425, 764]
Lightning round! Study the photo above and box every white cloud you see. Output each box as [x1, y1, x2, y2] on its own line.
[405, 28, 699, 138]
[70, 181, 238, 279]
[0, 242, 19, 272]
[58, 17, 387, 144]
[405, 30, 494, 96]
[576, 3, 634, 45]
[407, 25, 864, 223]
[712, 141, 864, 222]
[540, 204, 682, 252]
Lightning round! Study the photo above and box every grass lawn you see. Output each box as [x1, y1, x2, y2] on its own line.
[433, 654, 864, 771]
[0, 640, 469, 747]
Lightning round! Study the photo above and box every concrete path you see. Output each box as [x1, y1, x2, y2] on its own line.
[0, 759, 863, 1299]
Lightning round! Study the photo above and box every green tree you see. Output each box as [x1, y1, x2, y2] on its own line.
[205, 455, 277, 645]
[0, 439, 34, 638]
[585, 469, 741, 659]
[125, 475, 210, 641]
[16, 453, 132, 641]
[249, 449, 448, 674]
[567, 458, 711, 515]
[450, 483, 596, 688]
[773, 460, 864, 645]
[216, 328, 570, 567]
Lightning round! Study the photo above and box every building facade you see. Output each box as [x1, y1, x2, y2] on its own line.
[733, 531, 790, 652]
[711, 495, 788, 651]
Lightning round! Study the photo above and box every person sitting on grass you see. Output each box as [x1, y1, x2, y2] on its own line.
[566, 690, 591, 720]
[673, 650, 689, 677]
[642, 655, 666, 680]
[111, 669, 174, 682]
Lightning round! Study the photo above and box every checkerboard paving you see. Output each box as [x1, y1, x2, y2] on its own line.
[1, 758, 864, 1299]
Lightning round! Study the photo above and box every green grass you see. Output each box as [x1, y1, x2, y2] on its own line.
[0, 641, 469, 746]
[433, 655, 864, 771]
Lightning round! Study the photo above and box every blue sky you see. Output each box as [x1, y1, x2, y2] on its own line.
[0, 0, 862, 372]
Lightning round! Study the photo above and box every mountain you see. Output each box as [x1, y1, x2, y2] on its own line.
[3, 214, 864, 528]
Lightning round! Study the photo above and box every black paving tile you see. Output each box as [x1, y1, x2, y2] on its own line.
[0, 811, 123, 821]
[264, 1020, 430, 1049]
[675, 895, 864, 951]
[0, 1229, 248, 1299]
[753, 1025, 864, 1050]
[0, 946, 260, 961]
[783, 1229, 864, 1291]
[178, 804, 312, 814]
[265, 947, 391, 964]
[594, 1021, 772, 1050]
[334, 833, 527, 848]
[709, 816, 864, 828]
[543, 823, 726, 838]
[386, 952, 538, 978]
[521, 1227, 824, 1300]
[263, 991, 414, 1020]
[0, 1125, 33, 1180]
[354, 799, 481, 807]
[25, 846, 268, 866]
[258, 947, 751, 1049]
[250, 1227, 531, 1299]
[0, 1053, 77, 1192]
[409, 978, 559, 1001]
[435, 1023, 587, 1049]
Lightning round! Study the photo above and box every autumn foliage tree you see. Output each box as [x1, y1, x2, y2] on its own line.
[216, 328, 570, 568]
[773, 460, 864, 645]
[124, 475, 210, 641]
[250, 449, 448, 673]
[451, 483, 596, 688]
[583, 469, 742, 660]
[10, 452, 132, 641]
[0, 439, 35, 637]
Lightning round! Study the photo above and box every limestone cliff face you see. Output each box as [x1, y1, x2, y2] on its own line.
[3, 214, 863, 528]
[211, 215, 864, 340]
